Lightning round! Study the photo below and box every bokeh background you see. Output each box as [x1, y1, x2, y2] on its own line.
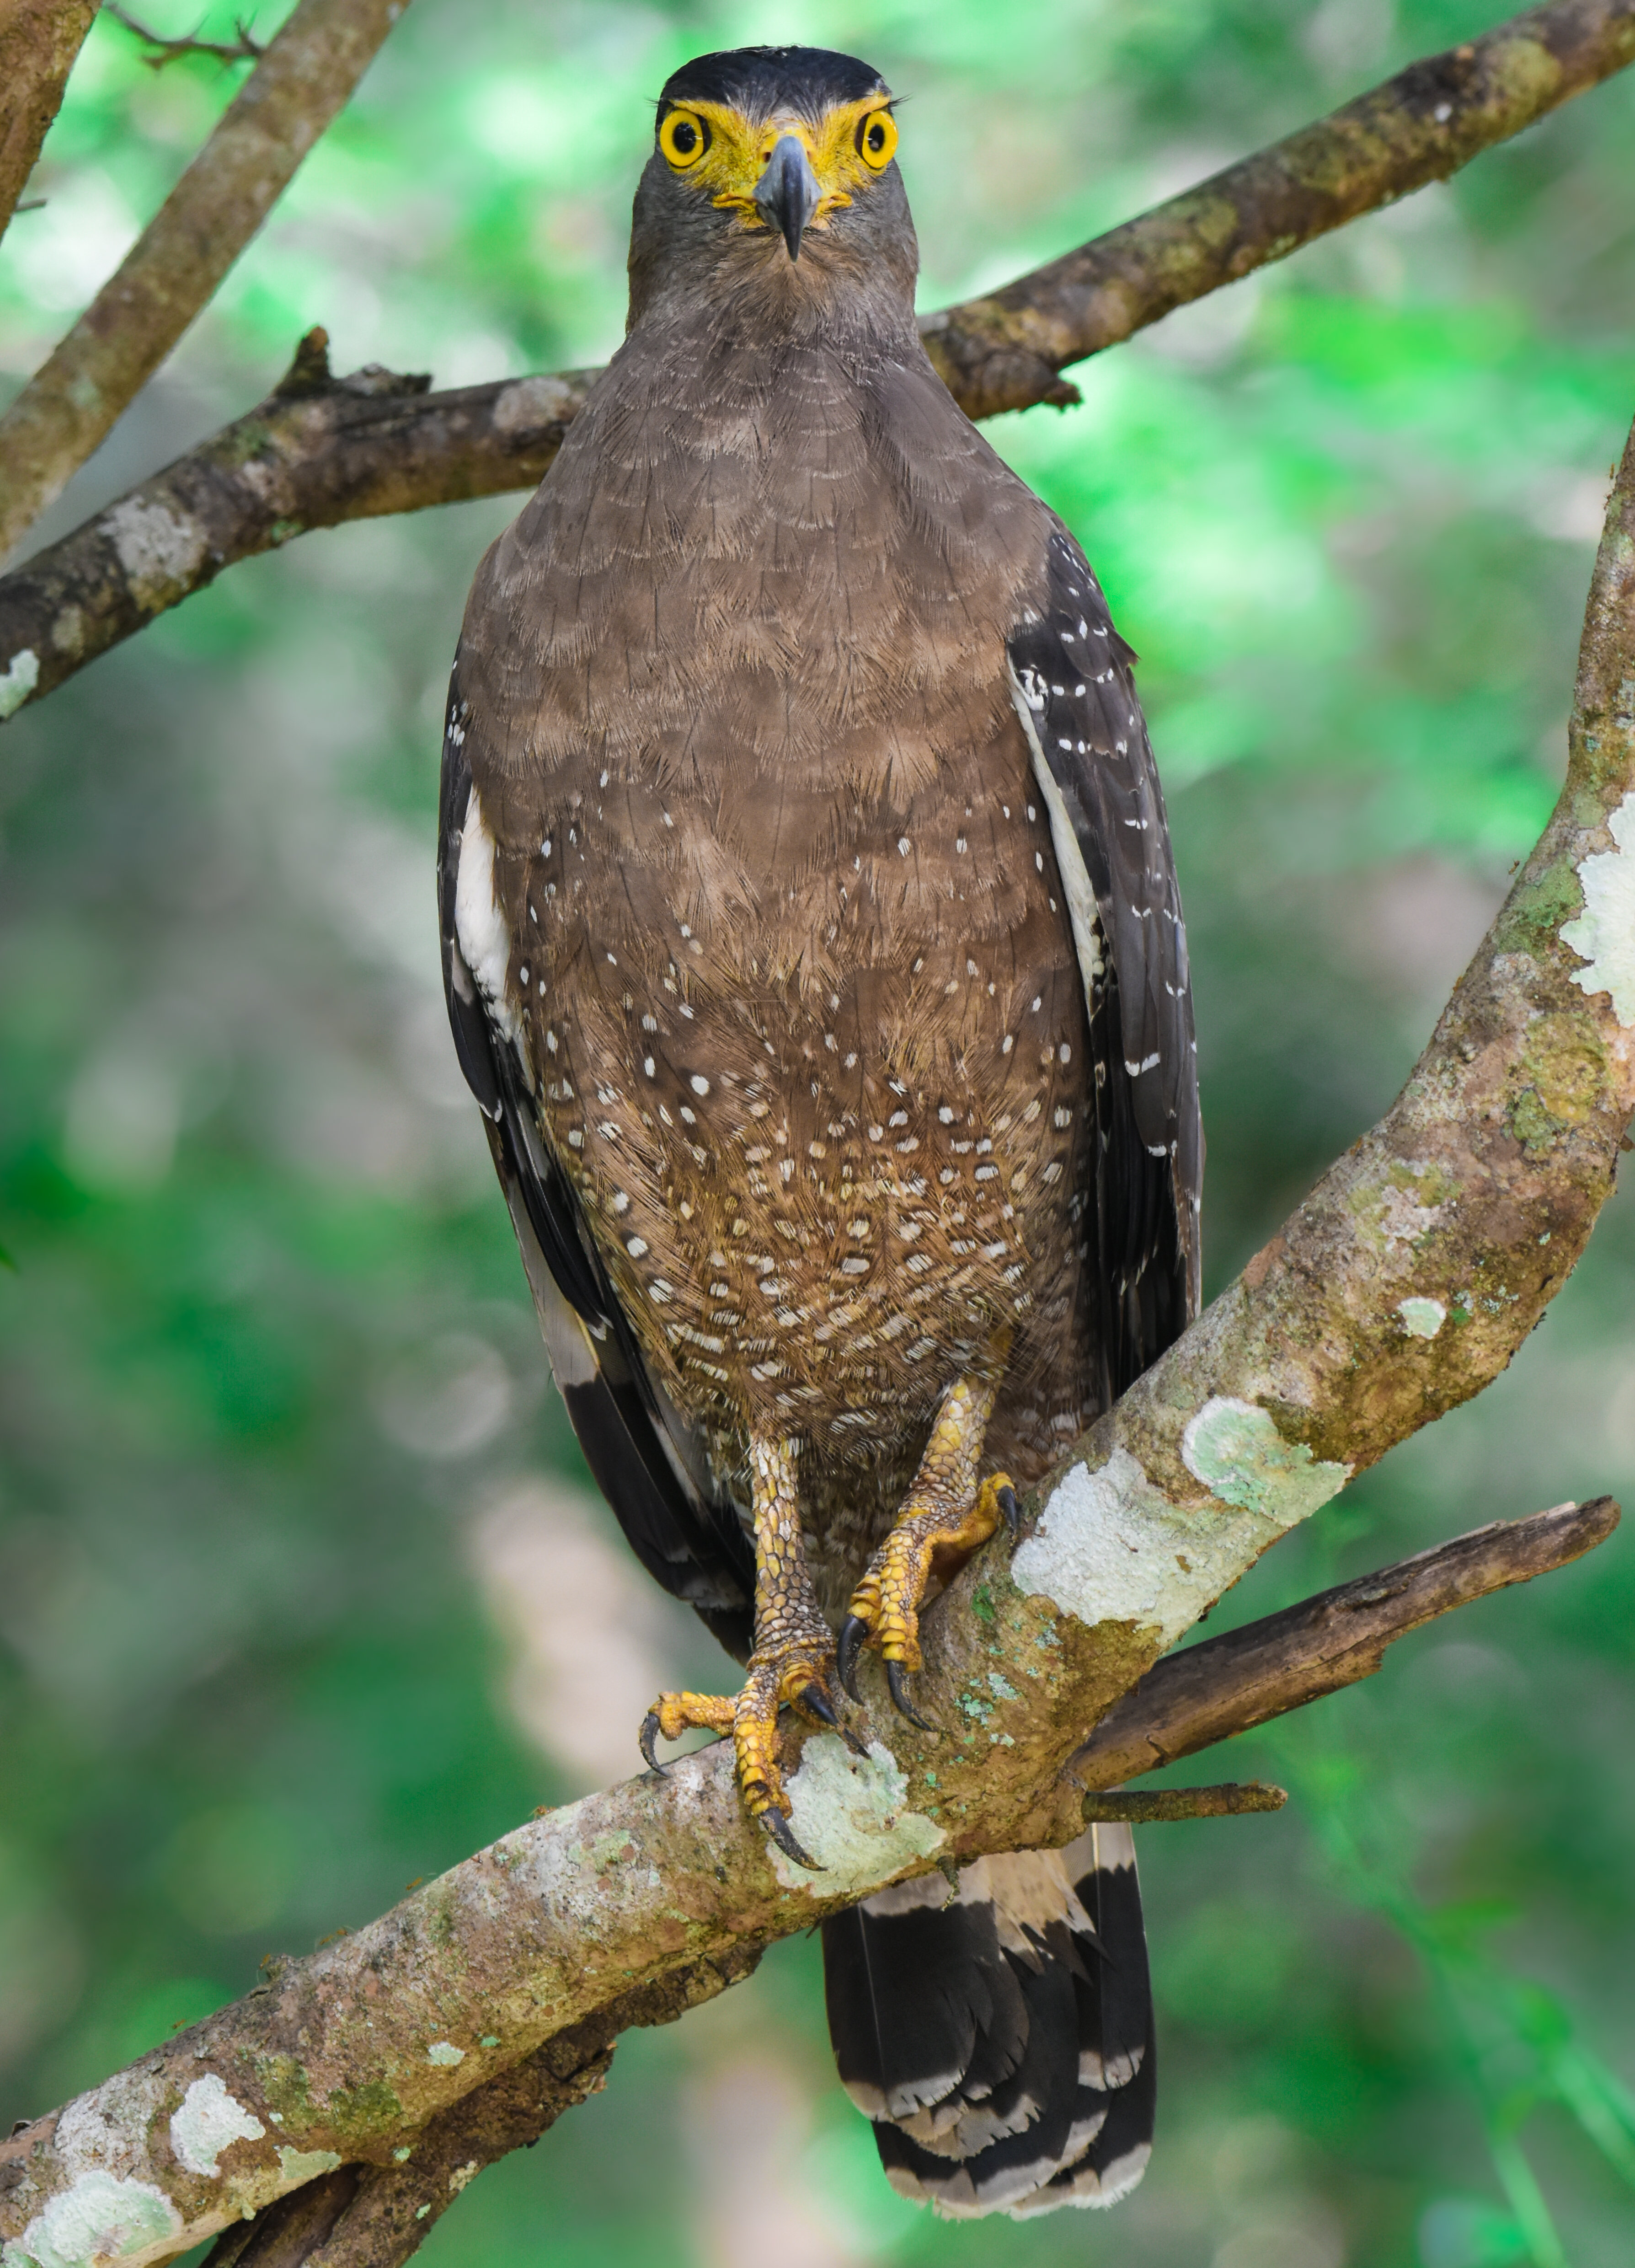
[3, 3, 1635, 2263]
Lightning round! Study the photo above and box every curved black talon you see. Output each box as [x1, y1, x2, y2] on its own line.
[760, 1805, 823, 1871]
[638, 1710, 668, 1775]
[836, 1614, 867, 1701]
[886, 1659, 937, 1732]
[996, 1483, 1021, 1538]
[798, 1681, 840, 1727]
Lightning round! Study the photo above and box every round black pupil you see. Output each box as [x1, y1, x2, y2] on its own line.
[867, 122, 884, 150]
[673, 119, 697, 153]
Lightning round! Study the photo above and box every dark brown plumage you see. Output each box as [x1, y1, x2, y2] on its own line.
[439, 43, 1200, 2218]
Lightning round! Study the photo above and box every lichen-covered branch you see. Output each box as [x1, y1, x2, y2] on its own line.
[0, 1495, 1616, 2268]
[5, 0, 1633, 717]
[0, 1, 98, 245]
[922, 0, 1635, 417]
[0, 332, 592, 719]
[0, 0, 411, 565]
[196, 1950, 765, 2268]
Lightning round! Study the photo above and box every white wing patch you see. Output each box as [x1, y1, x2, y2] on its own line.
[1007, 657, 1106, 1020]
[454, 783, 526, 1056]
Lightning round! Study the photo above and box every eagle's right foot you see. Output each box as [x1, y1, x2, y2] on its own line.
[641, 1432, 855, 1868]
[640, 1636, 847, 1869]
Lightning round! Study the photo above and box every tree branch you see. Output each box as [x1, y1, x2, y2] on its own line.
[1068, 1496, 1621, 1789]
[4, 0, 1633, 718]
[921, 0, 1635, 417]
[0, 0, 411, 566]
[105, 6, 267, 70]
[2, 1498, 1606, 2268]
[0, 1, 98, 246]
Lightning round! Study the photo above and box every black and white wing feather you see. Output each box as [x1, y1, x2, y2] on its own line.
[438, 660, 755, 1662]
[1007, 524, 1202, 1396]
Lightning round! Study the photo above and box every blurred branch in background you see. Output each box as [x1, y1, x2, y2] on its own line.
[0, 2, 98, 244]
[4, 0, 1635, 717]
[104, 5, 267, 71]
[11, 1499, 1597, 2268]
[0, 0, 412, 567]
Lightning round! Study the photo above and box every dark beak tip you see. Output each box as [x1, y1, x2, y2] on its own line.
[756, 134, 820, 264]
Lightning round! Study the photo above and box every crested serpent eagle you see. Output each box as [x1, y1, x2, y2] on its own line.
[439, 44, 1201, 2219]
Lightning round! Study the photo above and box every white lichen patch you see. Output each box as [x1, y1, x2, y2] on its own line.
[1398, 1297, 1447, 1339]
[0, 648, 39, 721]
[1562, 792, 1635, 1026]
[169, 2075, 265, 2178]
[1, 2172, 182, 2268]
[1013, 1446, 1282, 1648]
[101, 499, 208, 611]
[770, 1737, 944, 1897]
[426, 2041, 465, 2066]
[1182, 1398, 1351, 1524]
[492, 374, 581, 435]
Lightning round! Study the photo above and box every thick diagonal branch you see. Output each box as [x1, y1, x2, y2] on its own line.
[0, 0, 410, 564]
[174, 1499, 1612, 2268]
[4, 0, 1633, 716]
[0, 1, 97, 245]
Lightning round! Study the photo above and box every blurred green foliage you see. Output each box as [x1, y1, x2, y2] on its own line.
[2, 3, 1635, 2263]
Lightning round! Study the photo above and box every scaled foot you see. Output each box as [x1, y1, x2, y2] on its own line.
[640, 1635, 850, 1870]
[838, 1470, 1019, 1724]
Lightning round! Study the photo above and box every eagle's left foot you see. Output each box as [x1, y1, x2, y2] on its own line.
[836, 1363, 1016, 1724]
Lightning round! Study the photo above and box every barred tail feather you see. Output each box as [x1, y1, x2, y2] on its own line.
[822, 1827, 1154, 2219]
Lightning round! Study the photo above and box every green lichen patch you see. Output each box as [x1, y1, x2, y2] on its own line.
[324, 2076, 402, 2140]
[253, 2054, 313, 2126]
[1508, 1009, 1610, 1151]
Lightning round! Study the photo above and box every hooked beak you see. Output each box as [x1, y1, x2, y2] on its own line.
[754, 132, 822, 261]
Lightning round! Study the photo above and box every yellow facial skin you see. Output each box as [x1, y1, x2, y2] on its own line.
[657, 93, 898, 235]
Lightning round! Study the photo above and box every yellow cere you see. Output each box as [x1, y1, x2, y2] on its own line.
[657, 94, 898, 227]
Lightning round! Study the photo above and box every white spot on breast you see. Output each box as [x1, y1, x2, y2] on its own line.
[690, 1074, 710, 1096]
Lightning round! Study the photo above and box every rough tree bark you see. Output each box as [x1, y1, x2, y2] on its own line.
[3, 0, 1635, 718]
[2, 7, 1633, 2266]
[0, 0, 98, 245]
[0, 0, 412, 565]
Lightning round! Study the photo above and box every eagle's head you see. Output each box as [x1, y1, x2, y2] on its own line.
[627, 46, 917, 334]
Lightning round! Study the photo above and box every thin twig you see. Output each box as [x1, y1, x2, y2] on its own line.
[104, 5, 265, 69]
[0, 3, 99, 247]
[1080, 1781, 1288, 1821]
[0, 0, 411, 565]
[5, 0, 1635, 708]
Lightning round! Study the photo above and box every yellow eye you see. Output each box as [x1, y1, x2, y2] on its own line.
[856, 108, 897, 171]
[659, 108, 710, 169]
